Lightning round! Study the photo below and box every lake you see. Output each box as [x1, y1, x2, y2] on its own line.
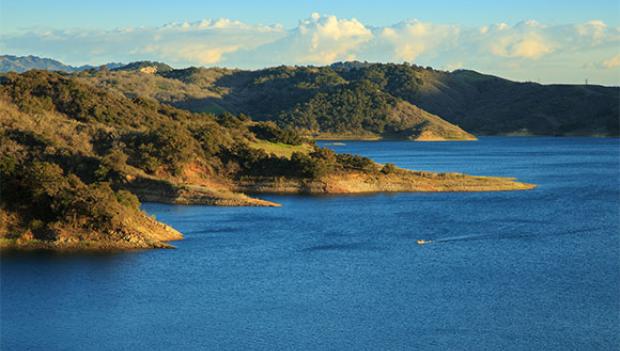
[2, 137, 619, 350]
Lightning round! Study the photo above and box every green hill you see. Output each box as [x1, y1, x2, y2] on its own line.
[79, 62, 619, 138]
[81, 64, 476, 140]
[401, 68, 619, 136]
[2, 57, 617, 137]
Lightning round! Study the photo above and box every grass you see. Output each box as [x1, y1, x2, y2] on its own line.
[249, 140, 313, 158]
[310, 132, 382, 141]
[0, 237, 47, 249]
[0, 238, 17, 246]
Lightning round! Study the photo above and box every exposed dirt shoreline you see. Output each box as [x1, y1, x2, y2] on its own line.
[311, 132, 478, 141]
[234, 170, 535, 195]
[0, 210, 183, 251]
[1, 168, 534, 251]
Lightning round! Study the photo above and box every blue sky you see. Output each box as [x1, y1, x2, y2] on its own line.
[2, 0, 619, 30]
[1, 0, 619, 84]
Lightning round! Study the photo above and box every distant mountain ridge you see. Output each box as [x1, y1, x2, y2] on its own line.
[0, 55, 169, 74]
[0, 55, 123, 73]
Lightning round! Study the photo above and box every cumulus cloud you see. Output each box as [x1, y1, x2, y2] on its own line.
[602, 54, 620, 68]
[575, 20, 608, 42]
[479, 21, 554, 59]
[489, 33, 552, 59]
[1, 14, 619, 84]
[239, 13, 373, 65]
[377, 20, 460, 61]
[297, 13, 372, 63]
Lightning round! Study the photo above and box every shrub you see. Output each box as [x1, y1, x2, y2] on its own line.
[250, 121, 304, 145]
[115, 190, 141, 209]
[309, 147, 337, 163]
[219, 143, 331, 179]
[216, 112, 245, 129]
[7, 161, 135, 231]
[94, 164, 111, 181]
[335, 153, 376, 172]
[102, 148, 129, 171]
[290, 152, 328, 179]
[0, 154, 17, 179]
[191, 121, 231, 156]
[61, 180, 124, 229]
[28, 219, 45, 231]
[381, 163, 397, 174]
[124, 124, 197, 174]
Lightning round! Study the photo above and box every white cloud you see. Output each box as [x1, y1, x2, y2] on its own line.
[0, 19, 286, 66]
[602, 54, 620, 68]
[377, 20, 460, 61]
[142, 43, 241, 65]
[481, 21, 554, 59]
[221, 13, 373, 66]
[1, 14, 619, 84]
[291, 13, 373, 64]
[489, 33, 553, 59]
[575, 20, 608, 42]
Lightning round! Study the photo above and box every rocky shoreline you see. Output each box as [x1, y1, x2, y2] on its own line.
[0, 208, 183, 251]
[234, 169, 535, 195]
[0, 167, 534, 251]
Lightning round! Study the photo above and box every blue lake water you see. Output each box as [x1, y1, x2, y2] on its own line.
[2, 137, 619, 350]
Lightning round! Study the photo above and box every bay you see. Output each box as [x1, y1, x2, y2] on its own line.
[2, 137, 619, 350]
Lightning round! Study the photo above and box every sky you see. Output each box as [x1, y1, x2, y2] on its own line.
[1, 0, 619, 84]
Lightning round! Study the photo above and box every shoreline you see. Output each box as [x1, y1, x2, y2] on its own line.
[1, 168, 535, 252]
[234, 170, 535, 196]
[311, 133, 620, 141]
[310, 133, 478, 142]
[472, 133, 619, 138]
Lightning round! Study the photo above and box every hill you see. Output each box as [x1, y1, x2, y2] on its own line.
[77, 62, 619, 137]
[0, 70, 533, 250]
[398, 68, 619, 136]
[6, 57, 615, 137]
[112, 61, 174, 74]
[81, 65, 476, 140]
[0, 55, 122, 73]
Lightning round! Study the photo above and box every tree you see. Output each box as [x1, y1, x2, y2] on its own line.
[381, 163, 397, 174]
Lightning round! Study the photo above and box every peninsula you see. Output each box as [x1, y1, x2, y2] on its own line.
[0, 70, 534, 250]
